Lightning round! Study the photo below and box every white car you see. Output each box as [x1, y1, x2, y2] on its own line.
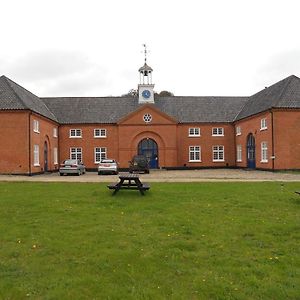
[98, 159, 118, 175]
[59, 159, 86, 176]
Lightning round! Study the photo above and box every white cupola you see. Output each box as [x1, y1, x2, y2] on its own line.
[138, 44, 155, 103]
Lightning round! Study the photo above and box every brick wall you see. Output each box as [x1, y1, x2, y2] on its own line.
[0, 111, 29, 174]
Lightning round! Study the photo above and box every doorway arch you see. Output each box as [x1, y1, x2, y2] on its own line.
[138, 138, 158, 169]
[247, 133, 256, 169]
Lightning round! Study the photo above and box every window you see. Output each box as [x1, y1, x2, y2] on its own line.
[212, 127, 224, 136]
[261, 142, 268, 162]
[236, 126, 241, 136]
[236, 145, 242, 162]
[33, 120, 39, 133]
[70, 147, 82, 161]
[70, 129, 82, 138]
[95, 147, 107, 163]
[53, 128, 58, 138]
[53, 147, 58, 165]
[260, 118, 267, 130]
[34, 145, 39, 166]
[143, 114, 152, 123]
[94, 129, 107, 138]
[213, 145, 224, 161]
[189, 128, 200, 137]
[189, 146, 201, 162]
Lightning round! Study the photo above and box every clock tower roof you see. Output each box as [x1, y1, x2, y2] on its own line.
[139, 63, 153, 73]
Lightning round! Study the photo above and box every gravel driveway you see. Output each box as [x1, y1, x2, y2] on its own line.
[1, 169, 300, 182]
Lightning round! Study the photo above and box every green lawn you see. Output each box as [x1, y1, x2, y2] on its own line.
[0, 182, 299, 300]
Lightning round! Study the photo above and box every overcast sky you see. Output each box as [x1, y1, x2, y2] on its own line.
[1, 0, 300, 97]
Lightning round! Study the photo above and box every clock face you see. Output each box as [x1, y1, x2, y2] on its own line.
[142, 89, 151, 99]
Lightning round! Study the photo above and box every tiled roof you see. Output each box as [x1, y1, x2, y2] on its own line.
[0, 76, 57, 121]
[236, 75, 300, 120]
[1, 74, 300, 124]
[42, 95, 248, 124]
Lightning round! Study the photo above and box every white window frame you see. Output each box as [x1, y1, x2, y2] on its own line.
[95, 147, 107, 163]
[53, 128, 58, 138]
[33, 145, 40, 166]
[188, 127, 200, 137]
[236, 126, 241, 136]
[236, 145, 242, 162]
[212, 127, 224, 136]
[94, 128, 107, 138]
[70, 147, 82, 161]
[260, 118, 267, 130]
[189, 146, 201, 162]
[53, 147, 58, 165]
[261, 142, 268, 163]
[69, 129, 82, 138]
[213, 145, 225, 162]
[33, 120, 40, 133]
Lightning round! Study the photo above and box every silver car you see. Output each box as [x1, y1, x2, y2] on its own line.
[59, 159, 86, 176]
[98, 159, 118, 175]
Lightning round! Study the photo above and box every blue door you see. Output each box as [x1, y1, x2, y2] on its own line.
[138, 138, 158, 169]
[247, 134, 256, 169]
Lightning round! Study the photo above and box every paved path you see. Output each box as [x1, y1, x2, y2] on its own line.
[0, 169, 300, 182]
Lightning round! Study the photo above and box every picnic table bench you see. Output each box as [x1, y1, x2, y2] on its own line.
[107, 173, 150, 195]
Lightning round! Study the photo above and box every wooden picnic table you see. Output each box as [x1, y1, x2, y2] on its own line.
[107, 173, 150, 195]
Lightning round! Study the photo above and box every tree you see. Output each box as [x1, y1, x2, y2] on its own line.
[158, 90, 174, 97]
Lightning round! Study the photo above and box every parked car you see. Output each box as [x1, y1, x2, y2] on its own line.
[59, 159, 86, 176]
[129, 155, 150, 174]
[98, 159, 118, 175]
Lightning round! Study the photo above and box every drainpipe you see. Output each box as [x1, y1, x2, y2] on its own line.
[28, 111, 32, 175]
[271, 109, 275, 171]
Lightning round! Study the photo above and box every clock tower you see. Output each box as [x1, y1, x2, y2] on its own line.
[138, 44, 155, 103]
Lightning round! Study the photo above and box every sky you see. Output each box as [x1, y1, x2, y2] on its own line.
[0, 0, 300, 97]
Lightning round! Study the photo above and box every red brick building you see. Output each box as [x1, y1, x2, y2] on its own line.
[0, 61, 300, 175]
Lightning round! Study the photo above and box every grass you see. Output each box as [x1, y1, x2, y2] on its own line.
[0, 182, 299, 300]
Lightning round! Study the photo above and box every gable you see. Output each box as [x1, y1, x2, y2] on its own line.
[118, 104, 178, 125]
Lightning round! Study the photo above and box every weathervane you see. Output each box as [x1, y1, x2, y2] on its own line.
[142, 44, 148, 63]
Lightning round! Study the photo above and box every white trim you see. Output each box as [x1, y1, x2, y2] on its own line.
[69, 129, 82, 138]
[236, 144, 242, 162]
[212, 145, 225, 162]
[53, 128, 58, 138]
[260, 118, 267, 131]
[33, 120, 40, 133]
[94, 147, 107, 163]
[70, 147, 82, 161]
[189, 146, 201, 162]
[53, 147, 58, 165]
[33, 144, 40, 166]
[94, 128, 107, 138]
[188, 127, 201, 137]
[212, 127, 224, 136]
[261, 142, 268, 163]
[236, 126, 241, 136]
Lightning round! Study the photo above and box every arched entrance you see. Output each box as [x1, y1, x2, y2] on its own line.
[44, 141, 48, 172]
[247, 133, 256, 169]
[138, 138, 158, 169]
